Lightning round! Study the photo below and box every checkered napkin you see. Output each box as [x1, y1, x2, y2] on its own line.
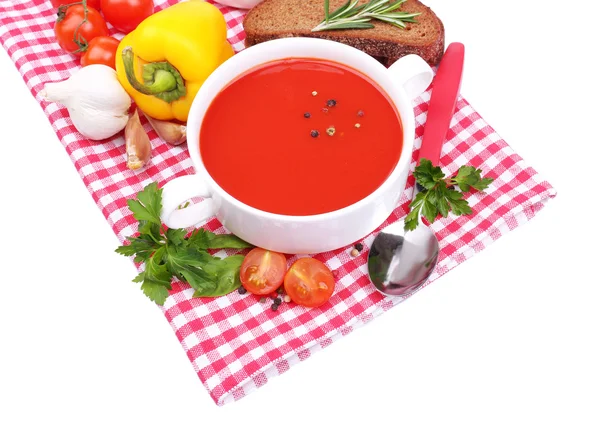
[1, 0, 556, 405]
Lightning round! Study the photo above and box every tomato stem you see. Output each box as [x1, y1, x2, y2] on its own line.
[56, 0, 85, 20]
[56, 0, 90, 52]
[72, 0, 89, 53]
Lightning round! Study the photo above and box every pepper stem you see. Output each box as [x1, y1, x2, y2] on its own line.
[122, 46, 187, 103]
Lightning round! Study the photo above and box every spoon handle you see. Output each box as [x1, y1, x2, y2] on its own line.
[418, 42, 465, 166]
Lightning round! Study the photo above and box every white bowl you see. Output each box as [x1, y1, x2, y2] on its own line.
[160, 37, 432, 254]
[215, 0, 264, 9]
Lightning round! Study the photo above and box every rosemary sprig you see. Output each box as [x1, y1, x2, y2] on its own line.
[312, 0, 420, 32]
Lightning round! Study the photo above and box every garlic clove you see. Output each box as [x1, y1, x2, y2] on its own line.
[145, 114, 187, 145]
[125, 110, 152, 170]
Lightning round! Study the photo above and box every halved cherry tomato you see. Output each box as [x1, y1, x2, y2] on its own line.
[81, 36, 119, 69]
[240, 248, 287, 296]
[51, 0, 102, 10]
[100, 0, 154, 34]
[54, 4, 108, 57]
[284, 258, 335, 308]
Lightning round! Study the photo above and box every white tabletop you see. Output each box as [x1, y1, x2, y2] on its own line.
[1, 1, 598, 433]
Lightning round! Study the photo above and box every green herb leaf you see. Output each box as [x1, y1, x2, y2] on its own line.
[163, 243, 205, 273]
[453, 166, 479, 192]
[381, 0, 408, 13]
[178, 265, 218, 293]
[137, 220, 162, 239]
[139, 278, 171, 306]
[414, 158, 445, 189]
[434, 184, 450, 218]
[139, 247, 173, 305]
[115, 183, 250, 305]
[452, 165, 494, 192]
[127, 182, 162, 225]
[404, 190, 427, 231]
[329, 0, 358, 20]
[318, 21, 374, 30]
[215, 255, 245, 295]
[193, 255, 245, 298]
[187, 228, 252, 250]
[445, 187, 473, 216]
[132, 271, 144, 283]
[312, 0, 419, 32]
[164, 244, 217, 292]
[404, 159, 494, 231]
[473, 177, 494, 191]
[166, 228, 187, 246]
[115, 235, 161, 263]
[422, 193, 439, 224]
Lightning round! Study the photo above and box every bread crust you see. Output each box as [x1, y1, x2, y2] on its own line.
[243, 0, 445, 66]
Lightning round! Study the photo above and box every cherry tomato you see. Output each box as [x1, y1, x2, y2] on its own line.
[51, 0, 101, 10]
[100, 0, 154, 34]
[54, 5, 108, 57]
[284, 258, 335, 308]
[81, 36, 120, 68]
[240, 248, 287, 296]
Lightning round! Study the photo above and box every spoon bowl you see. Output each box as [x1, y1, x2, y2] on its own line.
[367, 220, 439, 296]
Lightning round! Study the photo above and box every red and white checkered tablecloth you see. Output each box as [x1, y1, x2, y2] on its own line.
[1, 0, 556, 406]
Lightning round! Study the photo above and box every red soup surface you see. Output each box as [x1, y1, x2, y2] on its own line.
[200, 58, 403, 216]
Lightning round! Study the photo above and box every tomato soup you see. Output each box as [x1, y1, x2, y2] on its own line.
[200, 58, 403, 216]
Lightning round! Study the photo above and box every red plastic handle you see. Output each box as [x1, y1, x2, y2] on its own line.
[419, 42, 465, 166]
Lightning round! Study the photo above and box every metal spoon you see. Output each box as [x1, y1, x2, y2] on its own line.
[368, 42, 465, 296]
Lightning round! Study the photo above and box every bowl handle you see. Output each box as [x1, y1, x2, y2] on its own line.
[387, 55, 434, 100]
[159, 174, 215, 229]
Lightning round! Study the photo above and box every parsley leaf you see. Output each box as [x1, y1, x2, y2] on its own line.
[115, 234, 160, 263]
[434, 184, 450, 218]
[166, 228, 187, 246]
[187, 228, 253, 250]
[127, 183, 162, 225]
[404, 190, 426, 231]
[422, 193, 438, 224]
[444, 185, 473, 216]
[193, 255, 245, 298]
[115, 182, 252, 305]
[414, 158, 445, 189]
[138, 247, 172, 306]
[454, 166, 494, 192]
[404, 159, 494, 231]
[164, 244, 216, 291]
[138, 220, 161, 239]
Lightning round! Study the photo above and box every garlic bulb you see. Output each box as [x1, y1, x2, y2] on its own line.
[41, 65, 131, 141]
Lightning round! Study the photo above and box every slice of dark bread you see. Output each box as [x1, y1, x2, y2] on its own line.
[243, 0, 445, 66]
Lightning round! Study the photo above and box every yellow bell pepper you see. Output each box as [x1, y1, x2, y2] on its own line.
[115, 0, 234, 122]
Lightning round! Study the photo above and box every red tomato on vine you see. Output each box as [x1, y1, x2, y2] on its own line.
[81, 36, 120, 68]
[50, 0, 102, 10]
[54, 4, 109, 57]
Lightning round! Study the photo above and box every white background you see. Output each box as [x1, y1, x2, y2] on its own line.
[1, 1, 599, 434]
